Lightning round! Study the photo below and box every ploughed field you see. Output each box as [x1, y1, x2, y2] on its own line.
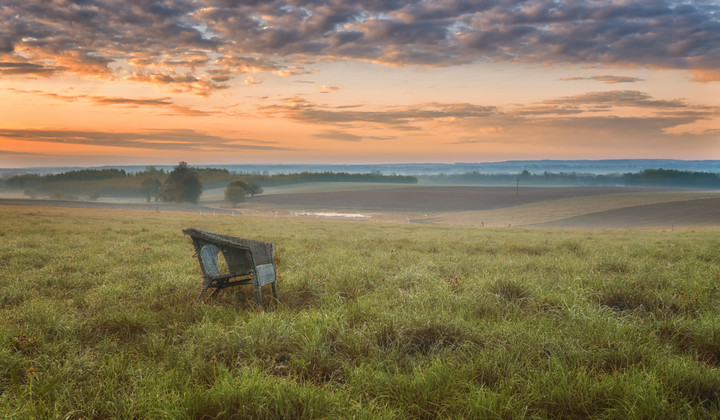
[252, 185, 720, 228]
[252, 186, 635, 212]
[531, 198, 720, 228]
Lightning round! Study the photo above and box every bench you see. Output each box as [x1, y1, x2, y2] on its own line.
[182, 228, 278, 308]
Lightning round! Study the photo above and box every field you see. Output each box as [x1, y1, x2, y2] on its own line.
[247, 185, 720, 228]
[2, 184, 719, 228]
[1, 202, 720, 418]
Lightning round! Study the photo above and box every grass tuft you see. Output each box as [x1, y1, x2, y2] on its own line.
[487, 278, 531, 303]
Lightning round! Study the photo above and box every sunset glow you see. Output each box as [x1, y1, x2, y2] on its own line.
[1, 0, 719, 167]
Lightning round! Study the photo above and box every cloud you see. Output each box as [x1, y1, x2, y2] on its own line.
[5, 88, 213, 116]
[507, 91, 719, 140]
[91, 96, 214, 116]
[127, 72, 230, 97]
[261, 90, 718, 133]
[456, 88, 720, 153]
[690, 69, 720, 83]
[1, 0, 718, 94]
[0, 61, 62, 76]
[259, 90, 718, 152]
[313, 130, 364, 142]
[559, 75, 644, 84]
[0, 128, 294, 152]
[542, 90, 690, 109]
[312, 130, 393, 142]
[319, 85, 339, 93]
[0, 149, 52, 158]
[243, 76, 262, 86]
[261, 97, 498, 129]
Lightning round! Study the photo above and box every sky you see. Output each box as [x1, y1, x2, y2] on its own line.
[1, 0, 719, 167]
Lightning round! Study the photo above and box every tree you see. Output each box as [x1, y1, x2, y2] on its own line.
[137, 165, 165, 178]
[159, 162, 202, 203]
[140, 177, 162, 202]
[225, 180, 248, 207]
[245, 182, 263, 197]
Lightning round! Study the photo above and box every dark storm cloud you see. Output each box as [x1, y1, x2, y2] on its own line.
[0, 128, 293, 151]
[2, 0, 719, 93]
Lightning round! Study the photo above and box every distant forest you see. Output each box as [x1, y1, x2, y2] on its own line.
[237, 172, 418, 187]
[421, 169, 720, 188]
[2, 167, 718, 201]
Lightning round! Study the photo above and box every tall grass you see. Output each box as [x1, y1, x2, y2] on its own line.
[1, 205, 719, 418]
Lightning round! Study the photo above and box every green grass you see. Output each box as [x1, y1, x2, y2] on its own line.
[1, 205, 719, 418]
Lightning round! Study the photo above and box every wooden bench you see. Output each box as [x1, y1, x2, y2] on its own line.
[183, 228, 278, 308]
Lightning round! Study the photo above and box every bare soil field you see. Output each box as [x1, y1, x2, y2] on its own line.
[252, 186, 646, 212]
[528, 198, 720, 229]
[427, 190, 720, 227]
[249, 185, 720, 228]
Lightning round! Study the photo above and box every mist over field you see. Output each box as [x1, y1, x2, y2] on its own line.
[1, 159, 719, 229]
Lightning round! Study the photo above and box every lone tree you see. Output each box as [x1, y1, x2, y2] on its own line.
[224, 180, 248, 208]
[160, 162, 202, 203]
[225, 179, 264, 207]
[245, 182, 263, 197]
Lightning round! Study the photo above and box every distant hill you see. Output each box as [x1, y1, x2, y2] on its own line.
[3, 159, 720, 177]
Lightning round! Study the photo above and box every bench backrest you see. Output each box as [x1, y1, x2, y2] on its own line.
[183, 228, 274, 278]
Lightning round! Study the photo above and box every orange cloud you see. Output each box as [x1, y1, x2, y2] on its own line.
[690, 70, 720, 82]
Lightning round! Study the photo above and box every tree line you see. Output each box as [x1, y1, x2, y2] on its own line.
[4, 166, 717, 203]
[421, 169, 720, 188]
[238, 172, 418, 186]
[1, 164, 418, 203]
[3, 168, 129, 189]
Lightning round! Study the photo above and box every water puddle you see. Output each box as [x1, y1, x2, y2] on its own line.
[293, 211, 371, 219]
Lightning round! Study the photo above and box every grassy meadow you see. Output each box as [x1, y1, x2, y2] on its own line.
[1, 205, 719, 418]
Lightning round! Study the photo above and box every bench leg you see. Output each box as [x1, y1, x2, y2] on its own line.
[195, 286, 210, 305]
[254, 285, 263, 308]
[195, 278, 220, 305]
